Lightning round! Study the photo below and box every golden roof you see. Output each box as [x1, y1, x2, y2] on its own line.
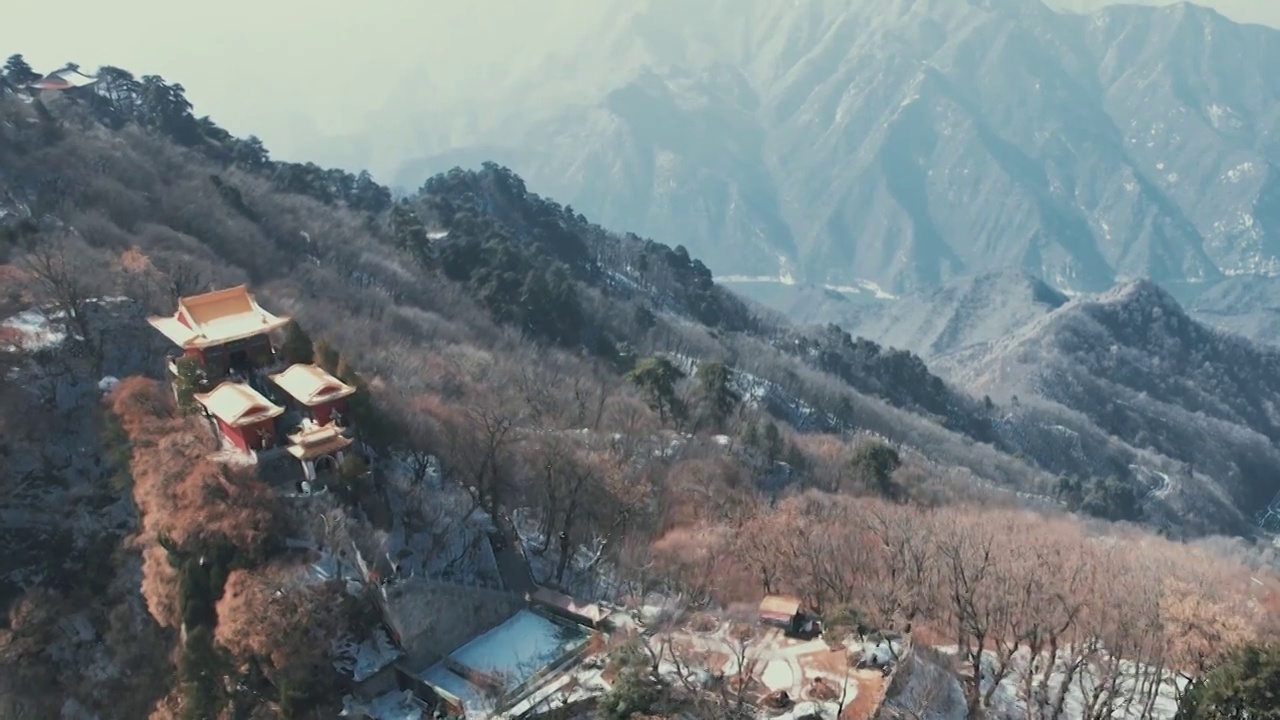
[147, 284, 291, 349]
[287, 421, 346, 447]
[286, 423, 354, 460]
[269, 363, 357, 406]
[193, 382, 284, 426]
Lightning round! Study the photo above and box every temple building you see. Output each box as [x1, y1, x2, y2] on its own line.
[148, 285, 290, 380]
[149, 284, 368, 479]
[194, 381, 285, 453]
[28, 66, 98, 92]
[286, 422, 354, 482]
[270, 363, 357, 426]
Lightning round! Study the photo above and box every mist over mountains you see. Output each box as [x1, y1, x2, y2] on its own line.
[390, 0, 1280, 301]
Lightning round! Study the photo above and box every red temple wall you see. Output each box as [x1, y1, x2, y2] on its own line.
[311, 398, 348, 426]
[214, 417, 275, 452]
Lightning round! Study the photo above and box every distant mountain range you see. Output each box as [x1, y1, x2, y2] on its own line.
[394, 0, 1280, 300]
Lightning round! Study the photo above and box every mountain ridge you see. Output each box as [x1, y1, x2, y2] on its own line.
[393, 0, 1280, 299]
[943, 277, 1280, 518]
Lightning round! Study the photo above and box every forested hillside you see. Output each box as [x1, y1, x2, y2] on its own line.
[934, 280, 1280, 525]
[2, 56, 1279, 719]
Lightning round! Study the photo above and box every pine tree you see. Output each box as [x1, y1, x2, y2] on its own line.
[179, 626, 227, 720]
[172, 357, 206, 414]
[312, 339, 339, 374]
[279, 319, 314, 365]
[390, 202, 431, 261]
[334, 355, 353, 384]
[850, 441, 902, 499]
[137, 75, 200, 145]
[695, 360, 739, 431]
[3, 54, 39, 85]
[1177, 643, 1280, 719]
[351, 170, 392, 214]
[626, 356, 686, 424]
[94, 65, 141, 110]
[334, 454, 369, 498]
[232, 135, 271, 170]
[599, 644, 664, 719]
[762, 421, 783, 465]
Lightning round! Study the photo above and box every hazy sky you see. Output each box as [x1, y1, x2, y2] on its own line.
[1051, 0, 1280, 25]
[0, 0, 603, 162]
[3, 0, 1278, 168]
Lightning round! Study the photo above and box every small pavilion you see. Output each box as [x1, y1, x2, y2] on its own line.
[286, 422, 354, 482]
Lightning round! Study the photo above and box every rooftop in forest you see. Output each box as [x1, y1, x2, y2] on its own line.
[270, 363, 356, 406]
[194, 381, 284, 426]
[285, 422, 353, 460]
[759, 595, 803, 624]
[28, 67, 98, 91]
[418, 609, 591, 716]
[148, 284, 290, 349]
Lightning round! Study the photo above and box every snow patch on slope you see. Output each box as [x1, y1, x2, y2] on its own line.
[715, 274, 898, 300]
[1, 309, 68, 350]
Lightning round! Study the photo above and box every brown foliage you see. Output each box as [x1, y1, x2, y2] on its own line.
[139, 543, 183, 629]
[118, 246, 155, 274]
[659, 457, 754, 534]
[111, 377, 279, 627]
[648, 490, 1280, 716]
[214, 566, 346, 687]
[146, 691, 182, 720]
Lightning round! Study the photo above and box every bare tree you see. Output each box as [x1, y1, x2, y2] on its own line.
[20, 233, 100, 361]
[614, 534, 661, 606]
[735, 508, 784, 596]
[864, 503, 937, 653]
[573, 372, 620, 432]
[439, 397, 520, 521]
[720, 620, 765, 716]
[1019, 530, 1095, 720]
[833, 664, 856, 720]
[934, 512, 999, 717]
[151, 253, 208, 303]
[1075, 561, 1164, 720]
[550, 453, 596, 587]
[515, 354, 568, 429]
[524, 436, 574, 556]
